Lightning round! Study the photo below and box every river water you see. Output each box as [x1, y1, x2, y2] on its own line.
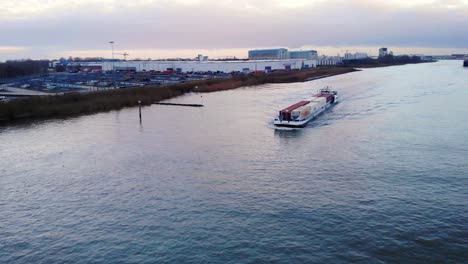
[1, 61, 467, 263]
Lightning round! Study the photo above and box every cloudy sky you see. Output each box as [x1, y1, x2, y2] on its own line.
[1, 0, 468, 61]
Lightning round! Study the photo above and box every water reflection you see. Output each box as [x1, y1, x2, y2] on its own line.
[1, 61, 468, 263]
[273, 128, 304, 138]
[139, 118, 144, 132]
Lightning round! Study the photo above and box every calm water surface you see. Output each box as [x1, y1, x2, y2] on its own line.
[1, 61, 467, 263]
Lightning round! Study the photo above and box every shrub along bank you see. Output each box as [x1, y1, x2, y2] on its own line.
[0, 67, 357, 124]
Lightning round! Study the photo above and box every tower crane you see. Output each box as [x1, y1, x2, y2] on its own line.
[113, 52, 129, 60]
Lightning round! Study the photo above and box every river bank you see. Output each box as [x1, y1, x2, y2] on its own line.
[0, 67, 357, 124]
[341, 57, 435, 68]
[346, 61, 435, 68]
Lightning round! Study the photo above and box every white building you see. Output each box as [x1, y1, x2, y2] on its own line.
[69, 59, 318, 73]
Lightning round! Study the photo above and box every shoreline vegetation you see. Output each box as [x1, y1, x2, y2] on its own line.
[343, 61, 434, 68]
[0, 59, 430, 124]
[0, 67, 357, 124]
[341, 55, 429, 68]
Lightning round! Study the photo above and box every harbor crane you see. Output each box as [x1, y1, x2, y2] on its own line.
[114, 52, 129, 60]
[108, 41, 129, 60]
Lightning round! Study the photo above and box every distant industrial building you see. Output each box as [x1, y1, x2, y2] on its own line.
[196, 54, 209, 62]
[452, 54, 468, 59]
[421, 55, 434, 61]
[67, 48, 323, 74]
[379, 47, 388, 57]
[288, 50, 318, 60]
[68, 59, 317, 73]
[317, 56, 343, 66]
[344, 52, 368, 60]
[248, 48, 318, 61]
[408, 54, 435, 61]
[248, 48, 289, 60]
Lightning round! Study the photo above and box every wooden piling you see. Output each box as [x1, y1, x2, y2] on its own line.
[155, 103, 203, 107]
[138, 100, 142, 121]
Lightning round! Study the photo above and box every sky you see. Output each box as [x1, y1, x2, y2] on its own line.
[1, 0, 468, 61]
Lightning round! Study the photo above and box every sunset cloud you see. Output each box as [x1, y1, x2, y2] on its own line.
[0, 46, 28, 53]
[1, 0, 467, 60]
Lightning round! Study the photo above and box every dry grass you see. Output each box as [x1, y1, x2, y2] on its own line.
[0, 67, 357, 123]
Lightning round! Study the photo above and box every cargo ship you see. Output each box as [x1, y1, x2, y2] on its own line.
[464, 59, 468, 67]
[273, 87, 338, 128]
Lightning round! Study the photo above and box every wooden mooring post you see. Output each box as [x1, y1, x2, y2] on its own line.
[138, 100, 142, 121]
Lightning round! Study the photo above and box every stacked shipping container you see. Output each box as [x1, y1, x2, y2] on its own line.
[280, 95, 329, 121]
